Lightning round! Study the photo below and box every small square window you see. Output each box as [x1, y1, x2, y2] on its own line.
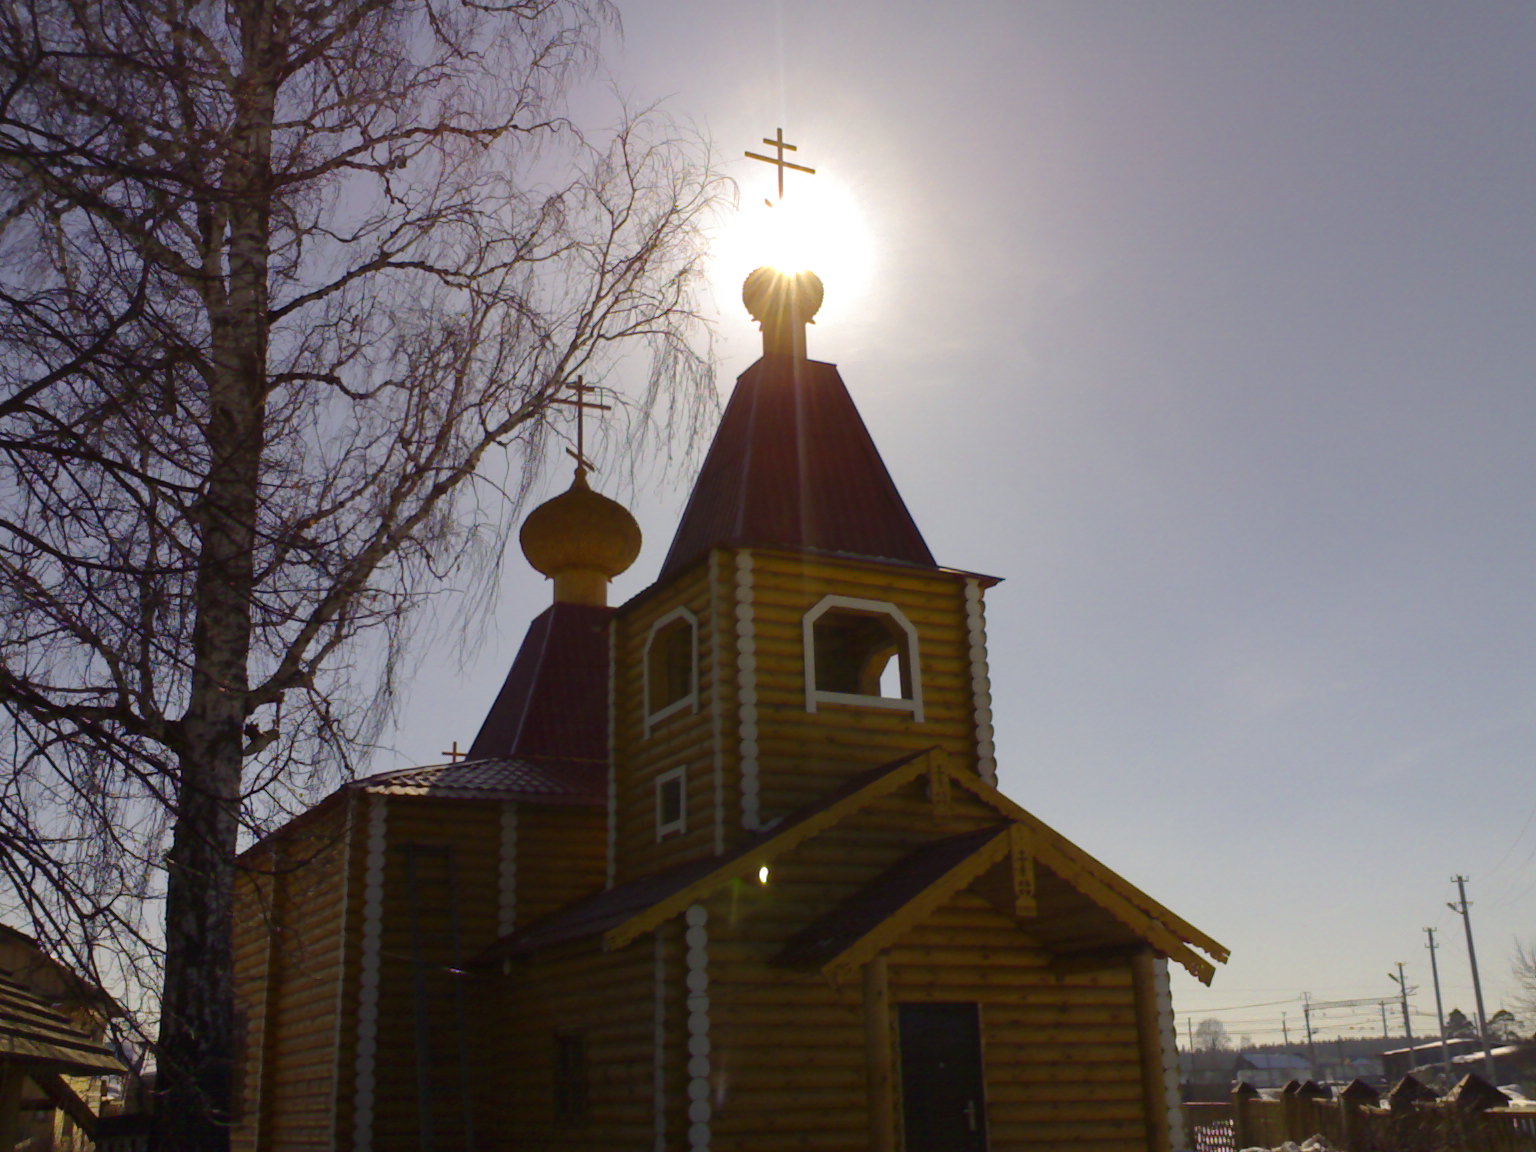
[656, 768, 686, 839]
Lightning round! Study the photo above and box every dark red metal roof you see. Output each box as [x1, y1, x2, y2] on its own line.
[466, 601, 611, 763]
[659, 354, 935, 579]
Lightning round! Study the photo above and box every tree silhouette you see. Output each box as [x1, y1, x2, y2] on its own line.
[0, 3, 720, 1148]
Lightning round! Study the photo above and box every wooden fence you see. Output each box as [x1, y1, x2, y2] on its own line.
[1183, 1075, 1536, 1152]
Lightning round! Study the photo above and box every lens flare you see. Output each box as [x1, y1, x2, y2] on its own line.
[710, 177, 873, 316]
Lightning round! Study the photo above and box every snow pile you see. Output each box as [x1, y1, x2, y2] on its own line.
[1239, 1138, 1335, 1152]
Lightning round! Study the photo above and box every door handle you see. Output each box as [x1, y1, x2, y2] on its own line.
[963, 1099, 977, 1131]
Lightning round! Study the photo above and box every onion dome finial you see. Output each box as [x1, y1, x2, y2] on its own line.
[519, 467, 642, 606]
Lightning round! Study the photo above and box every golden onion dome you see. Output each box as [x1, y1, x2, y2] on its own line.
[519, 468, 642, 606]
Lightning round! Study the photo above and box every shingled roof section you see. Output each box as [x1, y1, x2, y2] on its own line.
[659, 355, 935, 580]
[359, 757, 605, 806]
[466, 601, 611, 763]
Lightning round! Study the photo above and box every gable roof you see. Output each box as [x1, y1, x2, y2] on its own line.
[466, 601, 611, 763]
[774, 825, 1011, 975]
[481, 747, 1227, 983]
[478, 749, 937, 962]
[659, 356, 935, 579]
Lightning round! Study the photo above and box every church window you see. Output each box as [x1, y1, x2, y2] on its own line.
[656, 767, 686, 839]
[644, 607, 698, 734]
[803, 595, 924, 721]
[554, 1031, 588, 1122]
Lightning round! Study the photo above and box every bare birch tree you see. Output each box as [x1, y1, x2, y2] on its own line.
[0, 1, 720, 1147]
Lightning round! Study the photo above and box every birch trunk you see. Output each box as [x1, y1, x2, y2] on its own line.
[159, 10, 273, 1142]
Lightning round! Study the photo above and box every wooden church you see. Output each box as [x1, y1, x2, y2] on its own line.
[233, 260, 1227, 1152]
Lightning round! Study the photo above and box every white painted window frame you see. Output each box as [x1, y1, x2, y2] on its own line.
[802, 594, 924, 722]
[655, 766, 687, 840]
[643, 606, 699, 737]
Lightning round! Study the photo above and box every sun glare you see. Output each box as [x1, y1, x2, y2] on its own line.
[710, 177, 874, 318]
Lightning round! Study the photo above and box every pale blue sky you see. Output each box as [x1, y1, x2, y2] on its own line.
[390, 3, 1536, 1045]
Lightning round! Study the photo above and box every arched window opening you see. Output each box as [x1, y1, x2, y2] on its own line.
[803, 595, 924, 721]
[643, 608, 698, 734]
[813, 611, 907, 697]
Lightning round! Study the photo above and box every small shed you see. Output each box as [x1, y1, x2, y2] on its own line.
[0, 929, 124, 1151]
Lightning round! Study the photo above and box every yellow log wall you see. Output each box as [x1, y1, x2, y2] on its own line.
[612, 559, 726, 883]
[613, 546, 995, 886]
[232, 799, 351, 1152]
[692, 802, 1149, 1152]
[497, 935, 661, 1152]
[365, 797, 504, 1152]
[515, 804, 605, 928]
[729, 549, 984, 832]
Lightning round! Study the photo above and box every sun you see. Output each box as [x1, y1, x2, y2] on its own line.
[709, 176, 874, 321]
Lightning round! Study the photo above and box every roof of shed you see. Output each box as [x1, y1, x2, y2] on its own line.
[0, 971, 123, 1076]
[659, 355, 935, 579]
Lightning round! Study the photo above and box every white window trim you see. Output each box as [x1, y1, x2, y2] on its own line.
[655, 766, 687, 840]
[802, 594, 924, 723]
[643, 606, 699, 737]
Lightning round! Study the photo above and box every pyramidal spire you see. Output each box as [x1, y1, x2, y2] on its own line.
[659, 269, 934, 579]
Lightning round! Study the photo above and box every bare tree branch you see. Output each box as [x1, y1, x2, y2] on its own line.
[0, 2, 721, 1147]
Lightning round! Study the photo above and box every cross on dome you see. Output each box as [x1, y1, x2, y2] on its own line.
[551, 376, 611, 476]
[745, 127, 816, 204]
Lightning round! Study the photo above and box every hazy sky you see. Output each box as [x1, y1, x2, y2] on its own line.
[389, 3, 1536, 1048]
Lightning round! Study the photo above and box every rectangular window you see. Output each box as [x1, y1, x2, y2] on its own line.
[656, 768, 686, 839]
[555, 1031, 588, 1123]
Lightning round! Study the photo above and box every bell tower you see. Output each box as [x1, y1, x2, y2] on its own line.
[607, 259, 1000, 885]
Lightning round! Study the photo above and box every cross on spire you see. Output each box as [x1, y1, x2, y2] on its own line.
[551, 376, 611, 475]
[745, 128, 816, 203]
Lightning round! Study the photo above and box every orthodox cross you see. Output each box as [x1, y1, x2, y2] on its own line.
[440, 741, 464, 763]
[551, 376, 610, 474]
[745, 127, 816, 202]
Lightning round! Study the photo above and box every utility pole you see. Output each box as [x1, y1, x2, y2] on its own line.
[1449, 875, 1496, 1081]
[1388, 962, 1415, 1050]
[1282, 1012, 1289, 1047]
[1302, 993, 1317, 1076]
[1379, 1000, 1389, 1040]
[1425, 926, 1451, 1081]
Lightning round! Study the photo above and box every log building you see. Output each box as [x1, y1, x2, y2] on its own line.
[234, 265, 1227, 1152]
